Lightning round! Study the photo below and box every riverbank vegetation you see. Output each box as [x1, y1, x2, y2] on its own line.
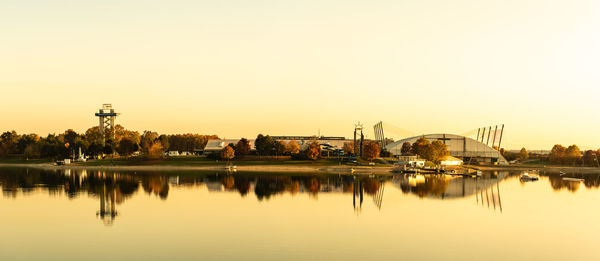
[0, 127, 217, 160]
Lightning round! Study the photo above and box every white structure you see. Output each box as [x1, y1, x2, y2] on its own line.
[440, 155, 463, 166]
[203, 139, 252, 154]
[166, 151, 180, 156]
[395, 155, 426, 167]
[386, 134, 508, 165]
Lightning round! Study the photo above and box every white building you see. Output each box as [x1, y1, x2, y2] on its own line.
[386, 134, 508, 165]
[440, 155, 463, 166]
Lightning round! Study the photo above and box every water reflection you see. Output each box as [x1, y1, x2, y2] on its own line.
[544, 173, 600, 192]
[2, 167, 600, 225]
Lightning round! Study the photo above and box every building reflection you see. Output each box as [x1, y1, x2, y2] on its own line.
[6, 168, 600, 222]
[392, 172, 508, 212]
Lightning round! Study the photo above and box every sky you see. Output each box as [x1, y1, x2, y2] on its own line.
[1, 0, 599, 150]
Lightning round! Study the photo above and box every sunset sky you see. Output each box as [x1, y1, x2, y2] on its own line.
[1, 0, 599, 150]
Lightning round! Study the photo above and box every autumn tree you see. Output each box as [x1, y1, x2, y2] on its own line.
[286, 140, 300, 155]
[140, 131, 159, 154]
[274, 141, 287, 156]
[566, 145, 582, 165]
[221, 145, 235, 161]
[147, 141, 165, 159]
[305, 141, 320, 161]
[430, 140, 449, 164]
[519, 148, 529, 160]
[549, 144, 566, 164]
[411, 137, 432, 160]
[342, 142, 354, 156]
[363, 141, 380, 161]
[234, 138, 251, 158]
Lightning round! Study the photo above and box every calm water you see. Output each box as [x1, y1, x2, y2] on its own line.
[1, 167, 599, 260]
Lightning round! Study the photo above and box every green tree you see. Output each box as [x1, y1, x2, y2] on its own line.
[103, 139, 116, 156]
[117, 137, 138, 156]
[84, 127, 104, 154]
[583, 150, 599, 167]
[17, 134, 39, 154]
[0, 131, 19, 156]
[158, 135, 170, 151]
[255, 134, 275, 156]
[23, 144, 41, 158]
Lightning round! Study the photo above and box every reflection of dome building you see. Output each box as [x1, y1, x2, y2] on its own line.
[392, 172, 508, 199]
[386, 134, 508, 165]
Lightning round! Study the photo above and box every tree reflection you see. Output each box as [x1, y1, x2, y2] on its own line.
[547, 175, 583, 192]
[234, 176, 251, 196]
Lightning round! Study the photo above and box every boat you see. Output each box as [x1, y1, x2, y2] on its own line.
[562, 177, 584, 182]
[520, 172, 539, 181]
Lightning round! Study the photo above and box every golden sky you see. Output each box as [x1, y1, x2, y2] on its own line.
[1, 0, 599, 149]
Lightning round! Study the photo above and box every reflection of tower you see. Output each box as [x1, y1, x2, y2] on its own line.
[352, 178, 363, 213]
[372, 181, 385, 210]
[97, 184, 118, 225]
[94, 104, 119, 144]
[475, 177, 503, 213]
[353, 123, 364, 157]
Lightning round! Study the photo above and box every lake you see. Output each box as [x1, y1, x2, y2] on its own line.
[1, 167, 599, 260]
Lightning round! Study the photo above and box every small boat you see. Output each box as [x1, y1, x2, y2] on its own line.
[562, 177, 584, 182]
[520, 173, 539, 181]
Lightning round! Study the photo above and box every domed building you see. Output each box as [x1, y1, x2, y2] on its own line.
[385, 134, 508, 165]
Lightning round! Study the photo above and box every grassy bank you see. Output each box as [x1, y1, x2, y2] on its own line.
[75, 156, 388, 167]
[0, 158, 53, 164]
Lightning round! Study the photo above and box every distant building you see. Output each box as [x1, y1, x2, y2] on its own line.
[166, 151, 179, 156]
[386, 134, 508, 165]
[395, 155, 426, 167]
[203, 139, 253, 154]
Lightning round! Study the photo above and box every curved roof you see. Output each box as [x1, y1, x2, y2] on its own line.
[385, 134, 508, 165]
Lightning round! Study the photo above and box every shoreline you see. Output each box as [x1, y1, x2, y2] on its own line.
[471, 164, 600, 174]
[0, 163, 395, 174]
[2, 163, 600, 175]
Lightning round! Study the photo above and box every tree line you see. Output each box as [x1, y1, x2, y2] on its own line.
[0, 126, 218, 159]
[548, 144, 599, 166]
[218, 134, 318, 161]
[396, 137, 449, 164]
